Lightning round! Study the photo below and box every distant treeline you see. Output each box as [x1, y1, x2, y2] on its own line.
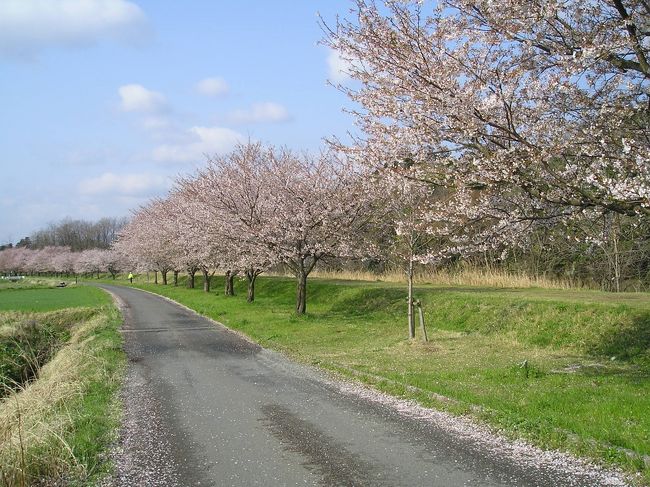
[24, 217, 128, 251]
[2, 212, 650, 292]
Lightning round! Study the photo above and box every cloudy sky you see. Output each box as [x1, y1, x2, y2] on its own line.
[0, 0, 356, 244]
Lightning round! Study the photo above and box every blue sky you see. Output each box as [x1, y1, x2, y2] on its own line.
[0, 0, 357, 244]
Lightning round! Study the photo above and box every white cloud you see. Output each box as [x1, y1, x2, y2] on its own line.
[118, 84, 167, 113]
[152, 126, 245, 164]
[196, 77, 229, 97]
[0, 0, 146, 58]
[327, 48, 352, 83]
[229, 102, 290, 124]
[79, 172, 169, 195]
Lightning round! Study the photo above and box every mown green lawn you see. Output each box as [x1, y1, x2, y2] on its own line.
[124, 274, 650, 482]
[0, 285, 110, 311]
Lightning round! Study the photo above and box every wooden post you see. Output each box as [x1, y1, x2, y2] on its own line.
[415, 299, 428, 342]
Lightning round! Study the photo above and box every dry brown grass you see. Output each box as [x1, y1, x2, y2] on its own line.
[310, 267, 578, 289]
[0, 314, 107, 486]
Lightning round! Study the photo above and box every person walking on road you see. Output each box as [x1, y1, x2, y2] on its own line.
[128, 272, 134, 284]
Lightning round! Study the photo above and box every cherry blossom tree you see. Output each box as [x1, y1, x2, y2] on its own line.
[371, 166, 449, 338]
[325, 0, 650, 247]
[2, 247, 30, 275]
[25, 249, 39, 275]
[51, 247, 79, 281]
[29, 247, 56, 275]
[0, 248, 14, 275]
[96, 249, 125, 279]
[113, 203, 175, 285]
[155, 193, 203, 288]
[75, 248, 106, 278]
[140, 191, 225, 293]
[254, 147, 374, 314]
[0, 247, 26, 275]
[176, 142, 374, 313]
[177, 142, 278, 302]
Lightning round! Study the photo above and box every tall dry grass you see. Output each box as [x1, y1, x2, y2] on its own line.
[310, 267, 580, 289]
[0, 314, 109, 486]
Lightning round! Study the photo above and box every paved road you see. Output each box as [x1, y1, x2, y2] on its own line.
[102, 285, 625, 487]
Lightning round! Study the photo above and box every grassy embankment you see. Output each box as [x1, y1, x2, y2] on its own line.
[123, 273, 650, 483]
[0, 279, 124, 486]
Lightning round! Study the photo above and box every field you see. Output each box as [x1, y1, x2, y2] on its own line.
[0, 285, 110, 311]
[126, 274, 650, 483]
[0, 280, 124, 486]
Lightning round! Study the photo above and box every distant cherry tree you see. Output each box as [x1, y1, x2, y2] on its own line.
[114, 203, 175, 285]
[156, 193, 204, 288]
[75, 248, 105, 278]
[177, 142, 278, 302]
[0, 247, 29, 275]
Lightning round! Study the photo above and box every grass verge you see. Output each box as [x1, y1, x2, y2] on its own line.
[123, 274, 650, 484]
[0, 290, 124, 486]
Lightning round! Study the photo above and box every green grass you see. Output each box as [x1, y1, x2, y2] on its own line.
[0, 291, 124, 486]
[0, 285, 110, 312]
[123, 274, 650, 483]
[0, 277, 56, 288]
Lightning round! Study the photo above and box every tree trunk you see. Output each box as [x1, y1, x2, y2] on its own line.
[188, 270, 196, 289]
[407, 257, 415, 339]
[173, 270, 179, 286]
[154, 271, 158, 284]
[224, 270, 236, 296]
[613, 215, 621, 292]
[296, 269, 307, 315]
[162, 270, 168, 285]
[246, 269, 257, 303]
[202, 269, 210, 292]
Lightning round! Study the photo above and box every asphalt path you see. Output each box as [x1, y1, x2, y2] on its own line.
[101, 284, 626, 487]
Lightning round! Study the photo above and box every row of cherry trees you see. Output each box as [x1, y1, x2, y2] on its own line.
[0, 141, 437, 333]
[113, 143, 379, 314]
[0, 246, 124, 279]
[111, 141, 451, 334]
